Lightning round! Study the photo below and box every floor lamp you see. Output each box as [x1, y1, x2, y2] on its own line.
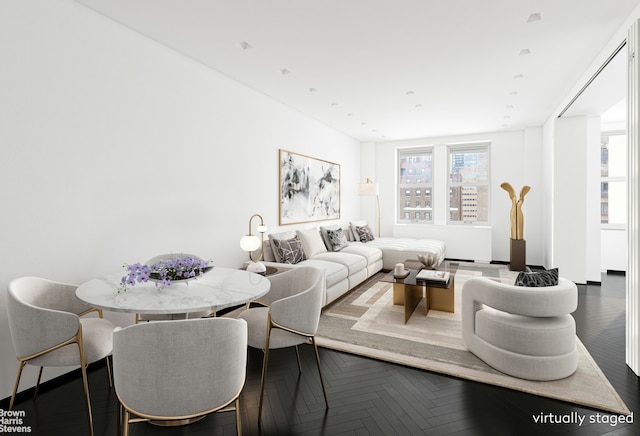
[357, 178, 380, 237]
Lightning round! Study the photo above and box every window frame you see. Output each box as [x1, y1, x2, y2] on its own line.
[447, 142, 491, 225]
[397, 147, 434, 224]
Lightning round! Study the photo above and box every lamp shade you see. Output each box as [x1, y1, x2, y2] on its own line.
[358, 183, 379, 196]
[240, 235, 261, 252]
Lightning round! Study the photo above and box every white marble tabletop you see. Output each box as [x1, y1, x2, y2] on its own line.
[75, 267, 270, 314]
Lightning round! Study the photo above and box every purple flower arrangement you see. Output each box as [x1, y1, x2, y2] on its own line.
[119, 255, 211, 291]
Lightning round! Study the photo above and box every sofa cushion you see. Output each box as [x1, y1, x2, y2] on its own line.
[271, 236, 305, 264]
[297, 259, 348, 290]
[313, 252, 366, 275]
[296, 228, 328, 258]
[340, 244, 383, 265]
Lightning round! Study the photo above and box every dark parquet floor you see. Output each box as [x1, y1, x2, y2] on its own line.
[2, 272, 639, 435]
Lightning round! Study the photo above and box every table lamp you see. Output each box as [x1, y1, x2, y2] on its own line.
[240, 213, 268, 273]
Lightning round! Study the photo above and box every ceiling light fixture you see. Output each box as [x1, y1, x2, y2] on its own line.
[526, 12, 542, 23]
[415, 104, 423, 108]
[280, 69, 291, 75]
[406, 91, 415, 95]
[509, 91, 519, 96]
[331, 102, 339, 107]
[347, 113, 354, 117]
[308, 88, 318, 93]
[513, 74, 524, 79]
[519, 49, 531, 56]
[238, 41, 252, 50]
[506, 104, 514, 109]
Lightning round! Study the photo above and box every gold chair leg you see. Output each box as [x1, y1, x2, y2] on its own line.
[77, 329, 95, 436]
[311, 336, 329, 408]
[294, 345, 303, 373]
[106, 355, 113, 388]
[9, 361, 26, 410]
[235, 397, 242, 436]
[258, 322, 272, 424]
[123, 409, 130, 436]
[33, 366, 43, 399]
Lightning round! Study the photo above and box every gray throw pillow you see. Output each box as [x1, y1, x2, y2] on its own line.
[356, 225, 375, 242]
[515, 268, 559, 287]
[271, 236, 305, 264]
[326, 228, 348, 251]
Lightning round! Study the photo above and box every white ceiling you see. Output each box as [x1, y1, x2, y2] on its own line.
[73, 0, 639, 142]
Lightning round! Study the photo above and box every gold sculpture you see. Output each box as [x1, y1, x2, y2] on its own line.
[500, 182, 530, 240]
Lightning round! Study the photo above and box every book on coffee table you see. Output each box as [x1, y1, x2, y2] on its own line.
[416, 270, 450, 283]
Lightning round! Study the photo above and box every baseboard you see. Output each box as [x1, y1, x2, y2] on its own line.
[607, 269, 626, 276]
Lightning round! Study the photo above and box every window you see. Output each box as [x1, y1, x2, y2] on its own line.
[397, 148, 433, 223]
[601, 132, 626, 225]
[448, 144, 490, 224]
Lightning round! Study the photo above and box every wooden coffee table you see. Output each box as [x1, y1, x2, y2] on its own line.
[382, 260, 457, 324]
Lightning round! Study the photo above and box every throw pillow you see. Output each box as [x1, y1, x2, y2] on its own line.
[514, 268, 559, 287]
[356, 224, 375, 242]
[271, 236, 305, 264]
[296, 228, 328, 258]
[267, 231, 296, 262]
[326, 228, 348, 251]
[349, 220, 368, 241]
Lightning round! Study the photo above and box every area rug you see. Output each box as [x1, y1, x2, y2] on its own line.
[316, 262, 630, 415]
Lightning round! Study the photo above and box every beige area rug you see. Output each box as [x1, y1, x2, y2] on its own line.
[316, 263, 630, 415]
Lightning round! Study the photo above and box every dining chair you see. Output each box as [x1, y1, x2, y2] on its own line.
[238, 266, 328, 423]
[6, 276, 115, 436]
[112, 317, 248, 435]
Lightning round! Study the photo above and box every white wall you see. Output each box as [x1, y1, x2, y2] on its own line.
[0, 0, 361, 399]
[371, 129, 544, 264]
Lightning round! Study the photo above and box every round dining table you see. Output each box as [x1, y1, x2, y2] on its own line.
[75, 267, 271, 315]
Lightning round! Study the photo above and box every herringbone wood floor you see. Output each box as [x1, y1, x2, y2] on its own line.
[2, 273, 638, 435]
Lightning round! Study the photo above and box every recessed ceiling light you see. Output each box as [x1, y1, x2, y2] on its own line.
[372, 130, 378, 133]
[526, 13, 542, 23]
[509, 91, 518, 96]
[502, 124, 509, 128]
[280, 69, 291, 75]
[519, 49, 531, 56]
[513, 74, 524, 79]
[504, 115, 511, 119]
[406, 91, 415, 95]
[347, 113, 354, 117]
[361, 122, 368, 126]
[415, 104, 423, 108]
[331, 102, 339, 107]
[238, 41, 252, 50]
[308, 88, 318, 93]
[506, 104, 514, 109]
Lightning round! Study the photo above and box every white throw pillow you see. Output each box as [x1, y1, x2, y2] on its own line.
[296, 228, 328, 258]
[349, 220, 368, 241]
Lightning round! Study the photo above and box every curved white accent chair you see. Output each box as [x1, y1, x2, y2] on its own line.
[461, 276, 578, 381]
[238, 266, 328, 423]
[6, 276, 115, 436]
[112, 317, 247, 435]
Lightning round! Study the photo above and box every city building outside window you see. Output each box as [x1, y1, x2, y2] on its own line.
[448, 143, 490, 224]
[398, 148, 433, 223]
[601, 132, 627, 226]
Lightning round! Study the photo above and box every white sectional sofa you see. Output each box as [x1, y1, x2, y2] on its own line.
[260, 221, 446, 307]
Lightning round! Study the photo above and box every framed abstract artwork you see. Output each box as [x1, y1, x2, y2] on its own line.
[279, 149, 340, 225]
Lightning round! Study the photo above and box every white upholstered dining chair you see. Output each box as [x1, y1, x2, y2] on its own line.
[112, 317, 248, 435]
[238, 266, 328, 423]
[6, 276, 115, 436]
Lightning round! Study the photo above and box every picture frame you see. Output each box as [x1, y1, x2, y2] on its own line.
[279, 149, 340, 225]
